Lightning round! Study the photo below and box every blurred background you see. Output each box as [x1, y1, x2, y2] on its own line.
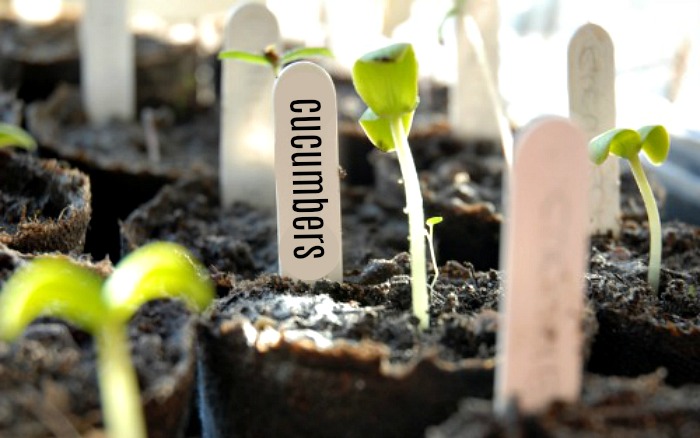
[1, 0, 699, 220]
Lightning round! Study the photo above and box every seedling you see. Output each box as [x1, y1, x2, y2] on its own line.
[0, 242, 214, 438]
[426, 216, 443, 292]
[0, 123, 37, 150]
[219, 45, 333, 77]
[352, 43, 429, 329]
[589, 125, 670, 293]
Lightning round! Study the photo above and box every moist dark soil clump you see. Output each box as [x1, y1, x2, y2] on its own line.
[587, 220, 700, 384]
[0, 248, 199, 438]
[427, 372, 700, 437]
[198, 253, 502, 438]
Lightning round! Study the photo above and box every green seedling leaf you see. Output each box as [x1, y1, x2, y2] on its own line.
[638, 125, 670, 165]
[0, 123, 37, 150]
[218, 50, 271, 67]
[104, 242, 214, 324]
[426, 216, 444, 227]
[280, 47, 333, 65]
[359, 108, 414, 152]
[588, 125, 669, 165]
[589, 125, 669, 294]
[0, 257, 106, 340]
[352, 43, 418, 118]
[0, 241, 213, 438]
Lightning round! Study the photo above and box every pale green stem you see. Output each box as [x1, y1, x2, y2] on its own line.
[390, 117, 429, 329]
[628, 155, 661, 293]
[96, 322, 147, 438]
[426, 226, 439, 292]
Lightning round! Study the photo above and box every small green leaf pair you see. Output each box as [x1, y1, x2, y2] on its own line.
[589, 125, 670, 293]
[0, 242, 214, 438]
[219, 45, 333, 77]
[353, 44, 419, 153]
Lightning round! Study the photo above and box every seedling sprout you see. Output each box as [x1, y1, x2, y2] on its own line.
[219, 45, 333, 77]
[426, 216, 443, 292]
[0, 242, 214, 438]
[0, 123, 37, 150]
[589, 125, 670, 293]
[352, 43, 429, 329]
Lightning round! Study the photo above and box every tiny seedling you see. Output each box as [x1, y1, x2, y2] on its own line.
[0, 242, 214, 438]
[589, 125, 670, 293]
[0, 123, 37, 150]
[219, 45, 333, 77]
[352, 43, 429, 329]
[438, 0, 467, 45]
[426, 216, 443, 292]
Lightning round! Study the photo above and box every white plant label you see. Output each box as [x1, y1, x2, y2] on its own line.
[80, 0, 134, 123]
[450, 0, 500, 141]
[274, 62, 342, 282]
[495, 117, 590, 415]
[568, 23, 619, 236]
[220, 2, 280, 209]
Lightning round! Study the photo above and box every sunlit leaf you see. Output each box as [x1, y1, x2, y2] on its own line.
[359, 108, 414, 152]
[0, 257, 106, 340]
[588, 128, 640, 164]
[426, 216, 444, 227]
[352, 43, 419, 118]
[103, 242, 214, 323]
[0, 123, 37, 150]
[281, 47, 333, 65]
[218, 50, 271, 67]
[638, 125, 669, 165]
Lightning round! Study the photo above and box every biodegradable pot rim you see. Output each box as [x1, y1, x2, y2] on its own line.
[0, 150, 91, 253]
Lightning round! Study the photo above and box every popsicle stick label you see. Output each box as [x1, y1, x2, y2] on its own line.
[80, 0, 134, 123]
[220, 2, 280, 209]
[274, 62, 342, 282]
[495, 118, 590, 414]
[568, 23, 619, 236]
[449, 0, 500, 140]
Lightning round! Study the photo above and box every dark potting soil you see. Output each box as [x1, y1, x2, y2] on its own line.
[0, 246, 199, 437]
[26, 85, 219, 260]
[197, 253, 503, 438]
[427, 371, 700, 437]
[0, 149, 91, 253]
[587, 220, 700, 385]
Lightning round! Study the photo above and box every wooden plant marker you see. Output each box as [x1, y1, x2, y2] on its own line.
[495, 117, 590, 414]
[568, 23, 619, 236]
[273, 62, 342, 282]
[450, 0, 501, 142]
[220, 2, 280, 209]
[80, 0, 134, 123]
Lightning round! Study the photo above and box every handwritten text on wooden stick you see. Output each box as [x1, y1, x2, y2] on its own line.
[569, 23, 619, 236]
[495, 117, 590, 414]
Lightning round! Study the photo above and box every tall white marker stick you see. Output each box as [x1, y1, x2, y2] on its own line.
[568, 23, 619, 236]
[495, 117, 590, 415]
[80, 0, 134, 123]
[220, 3, 280, 209]
[450, 0, 500, 142]
[274, 62, 343, 282]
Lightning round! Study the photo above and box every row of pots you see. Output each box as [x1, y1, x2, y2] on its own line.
[1, 20, 699, 438]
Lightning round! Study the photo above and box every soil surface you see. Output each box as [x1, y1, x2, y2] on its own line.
[0, 246, 198, 438]
[587, 220, 700, 385]
[427, 371, 700, 437]
[198, 253, 503, 438]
